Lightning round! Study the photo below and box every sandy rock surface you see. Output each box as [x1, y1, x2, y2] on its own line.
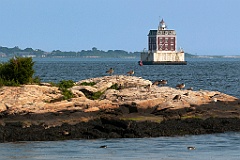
[0, 75, 239, 117]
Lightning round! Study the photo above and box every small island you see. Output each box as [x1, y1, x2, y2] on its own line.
[0, 74, 240, 142]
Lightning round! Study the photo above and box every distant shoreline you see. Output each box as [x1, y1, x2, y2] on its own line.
[1, 56, 240, 60]
[1, 46, 240, 59]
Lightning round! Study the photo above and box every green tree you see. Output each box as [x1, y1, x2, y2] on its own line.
[0, 56, 35, 85]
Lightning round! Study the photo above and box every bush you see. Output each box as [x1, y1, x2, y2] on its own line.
[57, 80, 75, 100]
[80, 89, 104, 100]
[80, 82, 96, 86]
[61, 88, 74, 100]
[58, 80, 74, 89]
[109, 83, 120, 90]
[0, 57, 35, 85]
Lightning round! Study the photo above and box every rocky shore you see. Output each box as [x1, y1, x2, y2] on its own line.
[0, 75, 240, 142]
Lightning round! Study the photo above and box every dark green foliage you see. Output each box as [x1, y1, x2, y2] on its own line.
[80, 89, 104, 100]
[0, 57, 35, 85]
[80, 82, 96, 86]
[57, 80, 75, 100]
[58, 80, 74, 89]
[61, 88, 74, 100]
[0, 78, 19, 87]
[109, 83, 120, 90]
[80, 83, 120, 100]
[91, 91, 104, 100]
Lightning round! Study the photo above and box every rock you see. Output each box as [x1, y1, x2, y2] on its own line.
[71, 85, 98, 93]
[0, 75, 239, 142]
[0, 103, 7, 112]
[40, 82, 52, 86]
[84, 107, 100, 112]
[70, 89, 85, 98]
[0, 75, 239, 121]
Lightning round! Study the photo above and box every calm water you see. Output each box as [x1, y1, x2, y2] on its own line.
[32, 57, 240, 98]
[0, 133, 239, 160]
[0, 57, 240, 159]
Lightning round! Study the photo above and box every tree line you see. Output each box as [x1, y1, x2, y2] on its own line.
[0, 46, 140, 58]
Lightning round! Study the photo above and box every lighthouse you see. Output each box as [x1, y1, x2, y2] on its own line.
[141, 19, 186, 65]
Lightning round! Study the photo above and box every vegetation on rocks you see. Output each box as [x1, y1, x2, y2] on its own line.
[80, 89, 104, 100]
[80, 82, 96, 86]
[57, 80, 75, 100]
[0, 57, 37, 86]
[109, 83, 121, 90]
[58, 80, 74, 89]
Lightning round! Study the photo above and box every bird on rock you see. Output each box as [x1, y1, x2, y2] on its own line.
[106, 68, 114, 75]
[176, 83, 185, 90]
[127, 70, 134, 76]
[159, 80, 167, 86]
[152, 81, 160, 85]
[152, 80, 167, 86]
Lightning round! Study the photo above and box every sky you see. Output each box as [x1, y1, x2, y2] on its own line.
[0, 0, 240, 55]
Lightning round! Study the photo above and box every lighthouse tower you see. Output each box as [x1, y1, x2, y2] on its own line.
[159, 19, 166, 30]
[141, 19, 186, 65]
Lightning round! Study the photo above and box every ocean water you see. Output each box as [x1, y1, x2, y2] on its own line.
[33, 57, 240, 98]
[0, 57, 240, 159]
[0, 133, 240, 160]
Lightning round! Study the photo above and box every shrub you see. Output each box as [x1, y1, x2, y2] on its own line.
[80, 82, 96, 86]
[57, 80, 75, 100]
[0, 57, 35, 85]
[80, 89, 104, 100]
[91, 91, 104, 100]
[61, 88, 74, 100]
[0, 78, 19, 86]
[58, 80, 74, 89]
[109, 83, 119, 90]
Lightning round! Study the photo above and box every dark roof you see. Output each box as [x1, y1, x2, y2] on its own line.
[148, 30, 157, 36]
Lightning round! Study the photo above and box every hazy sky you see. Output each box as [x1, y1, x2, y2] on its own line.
[0, 0, 240, 55]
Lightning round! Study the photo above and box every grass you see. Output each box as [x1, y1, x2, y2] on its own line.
[120, 116, 163, 123]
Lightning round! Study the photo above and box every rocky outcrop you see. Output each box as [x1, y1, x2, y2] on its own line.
[0, 75, 238, 115]
[0, 75, 239, 142]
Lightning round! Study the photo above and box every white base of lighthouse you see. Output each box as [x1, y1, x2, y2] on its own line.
[140, 51, 187, 65]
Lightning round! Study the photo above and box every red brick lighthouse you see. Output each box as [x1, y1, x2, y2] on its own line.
[141, 19, 186, 65]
